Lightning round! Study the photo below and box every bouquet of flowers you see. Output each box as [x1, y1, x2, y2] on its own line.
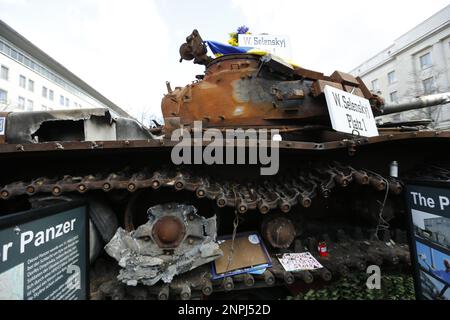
[228, 25, 250, 47]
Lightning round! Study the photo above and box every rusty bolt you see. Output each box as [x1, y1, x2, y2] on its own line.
[258, 204, 270, 214]
[127, 183, 136, 192]
[223, 277, 234, 291]
[217, 198, 226, 208]
[196, 189, 206, 198]
[280, 202, 291, 213]
[202, 280, 213, 296]
[52, 186, 61, 195]
[1, 190, 9, 199]
[26, 186, 35, 194]
[152, 216, 186, 248]
[238, 204, 248, 214]
[175, 181, 184, 190]
[103, 183, 112, 191]
[302, 197, 312, 208]
[151, 180, 161, 189]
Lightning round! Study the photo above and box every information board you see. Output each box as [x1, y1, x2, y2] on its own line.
[323, 85, 379, 137]
[406, 184, 450, 300]
[0, 202, 88, 300]
[238, 34, 292, 60]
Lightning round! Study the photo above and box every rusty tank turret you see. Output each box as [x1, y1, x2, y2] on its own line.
[1, 30, 450, 300]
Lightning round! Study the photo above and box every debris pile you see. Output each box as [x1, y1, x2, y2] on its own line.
[105, 203, 222, 286]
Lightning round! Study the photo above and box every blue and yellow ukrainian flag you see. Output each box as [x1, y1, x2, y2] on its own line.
[205, 40, 267, 57]
[205, 40, 299, 68]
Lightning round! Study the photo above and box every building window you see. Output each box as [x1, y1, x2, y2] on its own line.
[387, 71, 396, 85]
[60, 95, 64, 106]
[19, 75, 26, 88]
[49, 90, 54, 101]
[18, 96, 25, 109]
[42, 86, 48, 98]
[419, 52, 432, 70]
[65, 97, 69, 107]
[27, 99, 34, 111]
[371, 79, 380, 92]
[0, 65, 8, 81]
[422, 77, 436, 94]
[389, 91, 398, 103]
[28, 79, 34, 92]
[0, 89, 7, 104]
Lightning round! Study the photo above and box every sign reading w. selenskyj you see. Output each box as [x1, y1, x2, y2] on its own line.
[238, 34, 292, 60]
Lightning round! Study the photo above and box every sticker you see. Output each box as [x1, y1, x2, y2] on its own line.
[277, 252, 323, 272]
[0, 117, 5, 135]
[248, 234, 260, 245]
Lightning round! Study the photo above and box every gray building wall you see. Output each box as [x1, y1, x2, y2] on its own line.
[350, 6, 450, 129]
[424, 217, 449, 248]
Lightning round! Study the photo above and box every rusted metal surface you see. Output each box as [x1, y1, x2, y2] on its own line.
[152, 215, 186, 249]
[0, 162, 403, 215]
[163, 30, 386, 132]
[261, 216, 297, 249]
[105, 203, 221, 286]
[2, 108, 154, 144]
[179, 29, 213, 66]
[0, 128, 449, 156]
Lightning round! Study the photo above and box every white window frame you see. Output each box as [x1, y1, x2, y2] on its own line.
[26, 99, 34, 111]
[371, 79, 380, 92]
[419, 52, 432, 70]
[18, 96, 25, 109]
[387, 71, 396, 85]
[0, 65, 8, 81]
[389, 91, 398, 103]
[19, 75, 26, 88]
[28, 79, 34, 92]
[0, 88, 7, 103]
[422, 77, 436, 95]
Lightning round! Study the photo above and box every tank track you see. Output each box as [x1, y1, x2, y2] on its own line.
[0, 161, 411, 299]
[0, 161, 403, 215]
[91, 227, 411, 300]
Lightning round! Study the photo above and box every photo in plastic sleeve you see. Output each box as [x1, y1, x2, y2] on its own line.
[420, 270, 449, 300]
[0, 263, 24, 300]
[416, 240, 450, 286]
[412, 209, 449, 250]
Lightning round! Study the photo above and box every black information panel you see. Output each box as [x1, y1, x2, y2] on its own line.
[406, 184, 450, 300]
[0, 202, 88, 300]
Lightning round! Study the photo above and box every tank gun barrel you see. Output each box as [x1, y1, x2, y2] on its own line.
[380, 92, 450, 116]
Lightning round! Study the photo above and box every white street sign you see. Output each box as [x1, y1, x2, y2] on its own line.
[238, 34, 292, 60]
[323, 85, 379, 137]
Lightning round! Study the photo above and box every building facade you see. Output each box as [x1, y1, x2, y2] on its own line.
[0, 20, 130, 118]
[350, 5, 450, 128]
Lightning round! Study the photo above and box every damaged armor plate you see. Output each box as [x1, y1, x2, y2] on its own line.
[105, 203, 222, 286]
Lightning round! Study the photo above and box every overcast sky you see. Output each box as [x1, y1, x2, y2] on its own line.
[0, 0, 448, 120]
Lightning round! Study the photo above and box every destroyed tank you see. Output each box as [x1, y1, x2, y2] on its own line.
[1, 30, 450, 300]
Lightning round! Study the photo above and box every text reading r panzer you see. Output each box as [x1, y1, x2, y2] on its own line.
[0, 218, 77, 263]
